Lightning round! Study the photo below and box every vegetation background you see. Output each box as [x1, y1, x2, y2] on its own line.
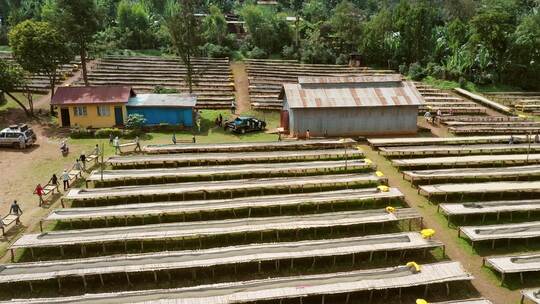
[0, 0, 539, 92]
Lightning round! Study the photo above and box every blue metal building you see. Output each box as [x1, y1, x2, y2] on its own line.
[127, 94, 197, 127]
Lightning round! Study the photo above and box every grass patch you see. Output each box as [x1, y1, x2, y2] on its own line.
[422, 76, 524, 94]
[475, 83, 524, 93]
[0, 93, 46, 112]
[0, 45, 10, 52]
[421, 76, 476, 91]
[63, 109, 280, 163]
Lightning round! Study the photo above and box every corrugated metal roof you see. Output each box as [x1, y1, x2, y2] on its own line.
[282, 75, 424, 108]
[127, 94, 197, 108]
[51, 86, 134, 105]
[298, 75, 402, 84]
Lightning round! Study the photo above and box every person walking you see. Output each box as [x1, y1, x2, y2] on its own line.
[305, 129, 310, 140]
[34, 184, 45, 207]
[62, 169, 70, 191]
[18, 135, 26, 149]
[192, 136, 196, 143]
[79, 152, 86, 170]
[10, 200, 22, 214]
[172, 133, 177, 145]
[134, 136, 142, 152]
[218, 114, 223, 126]
[109, 133, 114, 145]
[113, 136, 121, 154]
[10, 200, 22, 224]
[424, 111, 432, 123]
[50, 174, 59, 192]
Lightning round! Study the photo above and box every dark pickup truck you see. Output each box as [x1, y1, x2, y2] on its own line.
[225, 117, 266, 134]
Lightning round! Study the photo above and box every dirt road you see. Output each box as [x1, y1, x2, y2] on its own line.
[230, 61, 251, 113]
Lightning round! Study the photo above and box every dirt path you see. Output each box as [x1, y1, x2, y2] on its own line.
[360, 144, 518, 304]
[230, 61, 251, 113]
[0, 124, 82, 259]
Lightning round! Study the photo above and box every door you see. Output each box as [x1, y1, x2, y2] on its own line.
[280, 110, 289, 132]
[114, 107, 124, 126]
[60, 108, 71, 127]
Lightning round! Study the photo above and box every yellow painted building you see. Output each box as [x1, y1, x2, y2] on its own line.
[51, 86, 134, 128]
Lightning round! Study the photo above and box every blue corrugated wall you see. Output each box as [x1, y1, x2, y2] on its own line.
[127, 107, 193, 127]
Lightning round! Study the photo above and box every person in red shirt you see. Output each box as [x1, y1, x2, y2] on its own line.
[34, 184, 45, 207]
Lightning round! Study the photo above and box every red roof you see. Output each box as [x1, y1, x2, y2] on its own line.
[51, 86, 135, 105]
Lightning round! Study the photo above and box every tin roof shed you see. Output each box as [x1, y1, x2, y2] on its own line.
[127, 94, 197, 108]
[280, 75, 424, 108]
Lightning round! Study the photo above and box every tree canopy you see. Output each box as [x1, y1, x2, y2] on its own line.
[0, 57, 32, 115]
[9, 20, 73, 99]
[0, 0, 538, 89]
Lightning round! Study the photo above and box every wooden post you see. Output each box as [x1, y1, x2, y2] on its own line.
[126, 272, 132, 286]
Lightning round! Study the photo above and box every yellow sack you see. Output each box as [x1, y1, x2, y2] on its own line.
[375, 171, 384, 177]
[406, 261, 421, 273]
[421, 228, 435, 239]
[377, 185, 390, 192]
[385, 206, 395, 213]
[416, 300, 429, 304]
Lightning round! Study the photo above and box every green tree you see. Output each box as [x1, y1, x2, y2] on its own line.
[508, 10, 540, 88]
[301, 27, 335, 64]
[202, 5, 228, 45]
[302, 0, 328, 24]
[469, 5, 516, 81]
[393, 0, 440, 64]
[0, 58, 32, 116]
[44, 0, 101, 86]
[329, 1, 364, 55]
[126, 113, 147, 130]
[117, 0, 156, 49]
[241, 5, 292, 55]
[166, 0, 202, 94]
[360, 7, 395, 66]
[8, 20, 73, 102]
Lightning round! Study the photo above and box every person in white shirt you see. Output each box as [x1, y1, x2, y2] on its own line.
[424, 111, 432, 123]
[62, 169, 70, 190]
[113, 136, 120, 154]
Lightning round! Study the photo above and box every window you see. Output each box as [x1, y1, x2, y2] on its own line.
[73, 106, 87, 116]
[97, 105, 110, 116]
[6, 133, 21, 138]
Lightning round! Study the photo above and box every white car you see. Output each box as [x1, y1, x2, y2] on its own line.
[0, 124, 37, 149]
